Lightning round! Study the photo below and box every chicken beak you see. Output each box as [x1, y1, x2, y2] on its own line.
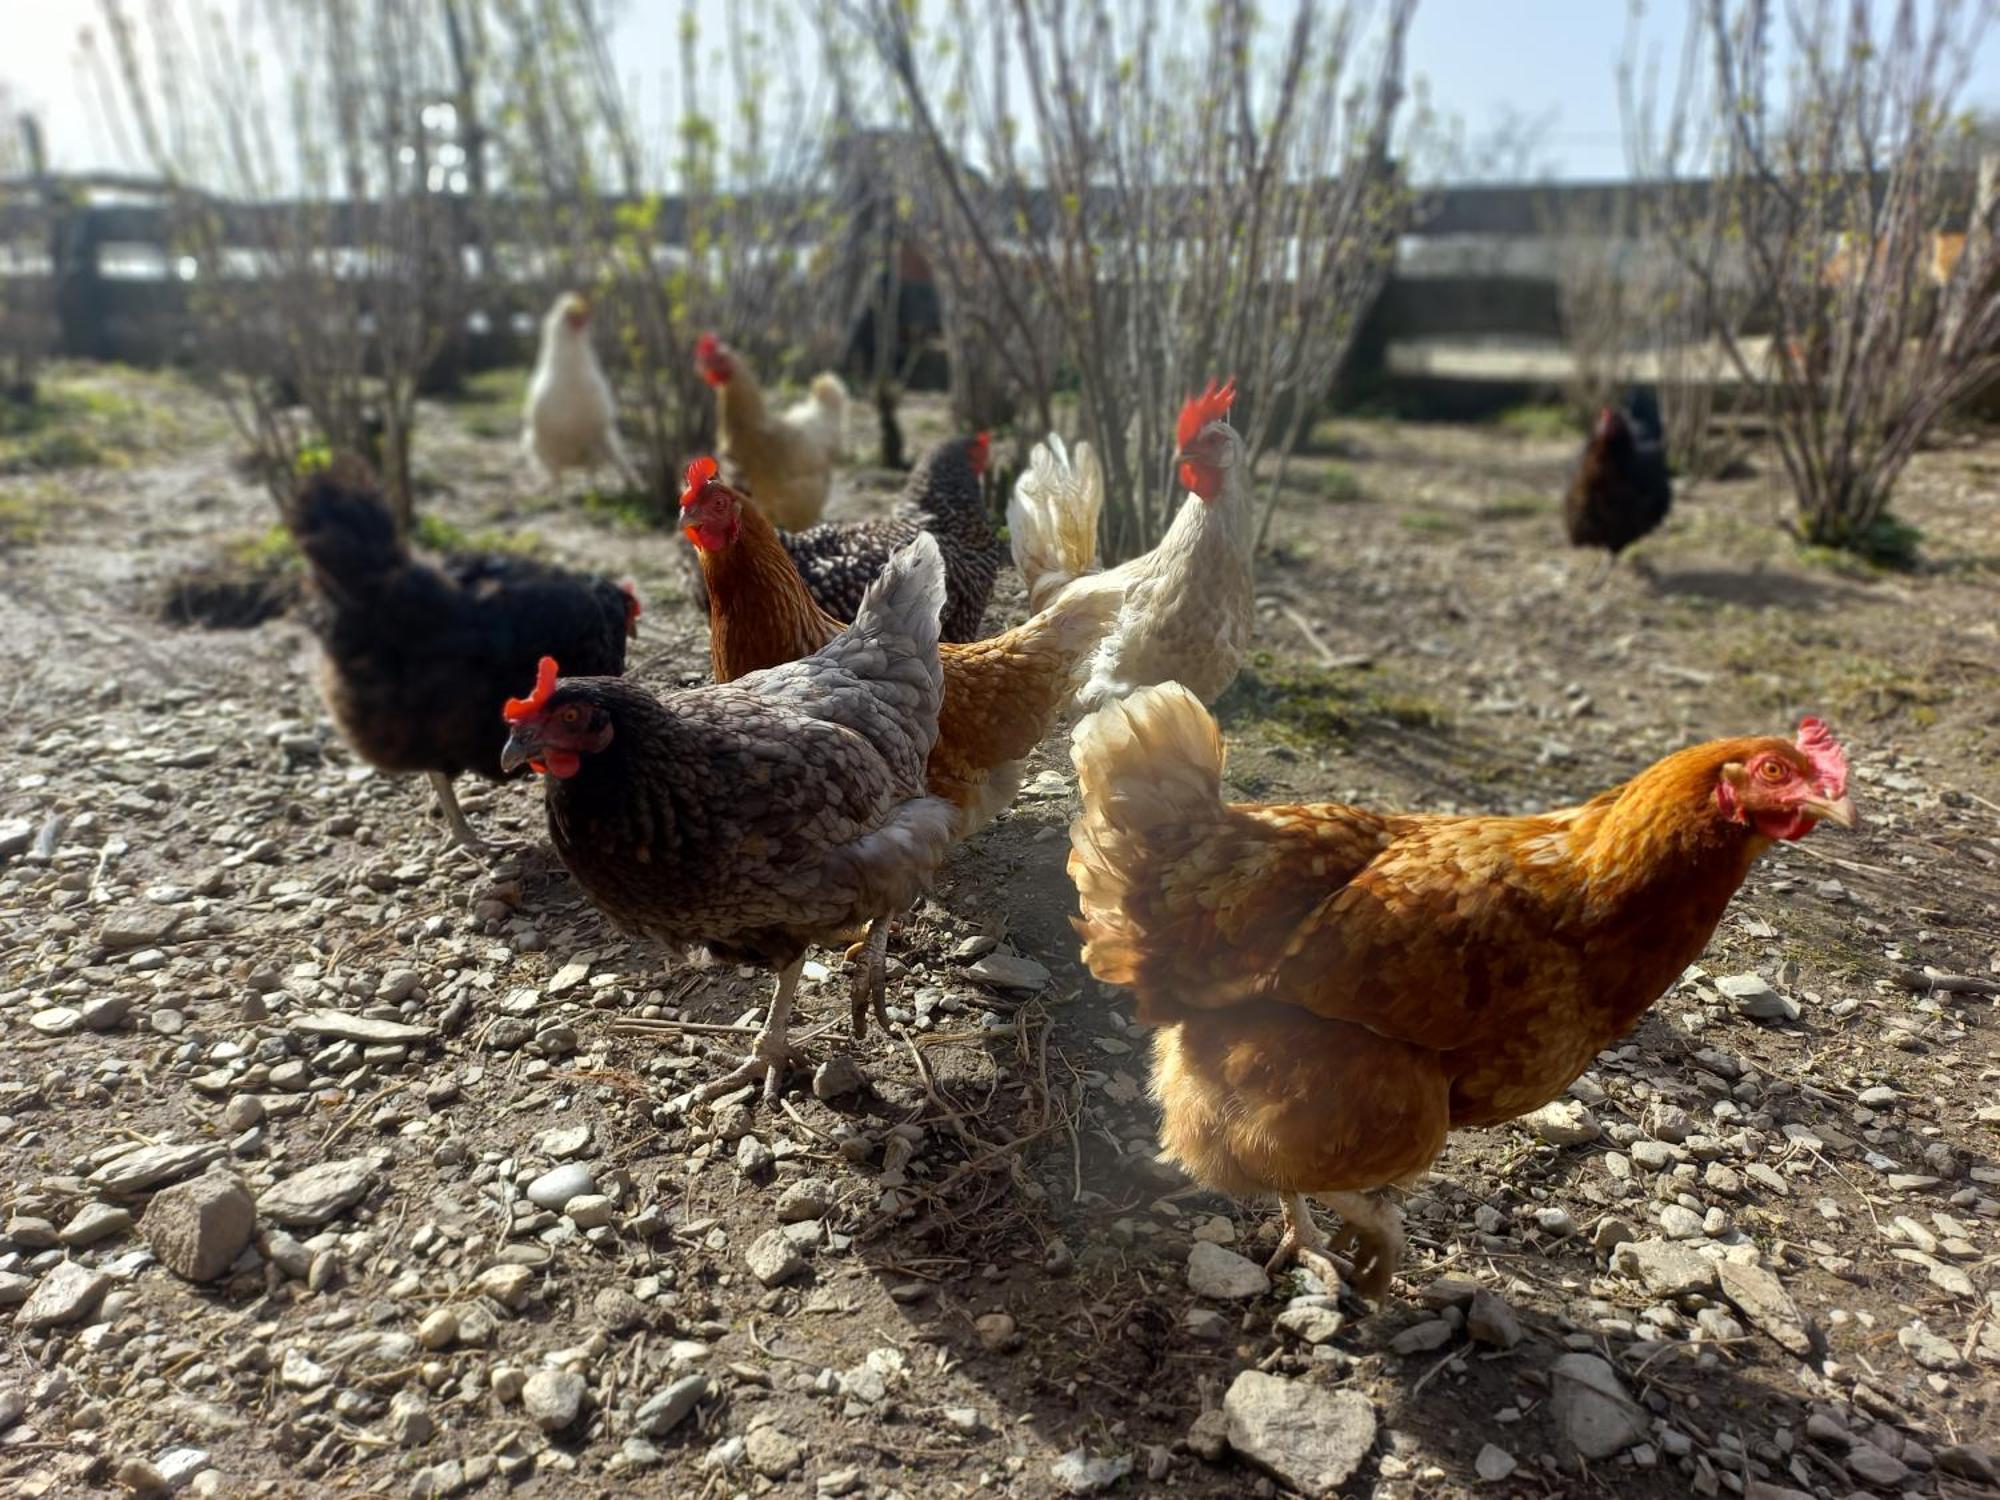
[499, 726, 542, 775]
[1800, 793, 1858, 830]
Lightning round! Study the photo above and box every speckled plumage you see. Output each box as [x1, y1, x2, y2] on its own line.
[781, 436, 1002, 641]
[532, 536, 955, 971]
[289, 466, 630, 783]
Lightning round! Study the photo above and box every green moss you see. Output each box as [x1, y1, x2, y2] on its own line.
[443, 367, 527, 440]
[412, 512, 547, 558]
[1495, 403, 1575, 442]
[580, 485, 671, 531]
[1797, 513, 1923, 572]
[225, 523, 302, 575]
[1217, 652, 1452, 750]
[0, 370, 193, 473]
[1319, 463, 1366, 504]
[1400, 508, 1468, 537]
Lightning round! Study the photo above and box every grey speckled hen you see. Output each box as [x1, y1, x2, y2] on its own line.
[500, 534, 955, 1102]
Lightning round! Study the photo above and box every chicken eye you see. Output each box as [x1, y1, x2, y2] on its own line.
[558, 706, 584, 728]
[1757, 759, 1787, 783]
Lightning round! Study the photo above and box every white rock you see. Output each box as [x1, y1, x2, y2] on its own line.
[1186, 1241, 1270, 1300]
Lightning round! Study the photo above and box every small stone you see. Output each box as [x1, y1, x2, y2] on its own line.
[524, 1163, 597, 1210]
[811, 1055, 867, 1101]
[387, 1390, 435, 1447]
[1187, 1409, 1229, 1462]
[775, 1179, 834, 1224]
[735, 1136, 774, 1175]
[1612, 1240, 1719, 1298]
[1703, 1163, 1744, 1197]
[634, 1374, 710, 1437]
[259, 1156, 379, 1228]
[1475, 1443, 1517, 1482]
[16, 1261, 111, 1330]
[89, 1142, 224, 1194]
[115, 1458, 169, 1496]
[60, 1208, 133, 1248]
[522, 1369, 585, 1432]
[564, 1194, 615, 1230]
[745, 1426, 802, 1479]
[966, 951, 1051, 992]
[1549, 1353, 1649, 1459]
[1658, 1204, 1705, 1240]
[1715, 972, 1799, 1022]
[292, 1009, 434, 1045]
[279, 1349, 330, 1391]
[1897, 1320, 1964, 1371]
[473, 1263, 534, 1311]
[1390, 1318, 1454, 1355]
[1050, 1448, 1133, 1494]
[1186, 1241, 1270, 1300]
[535, 1123, 594, 1159]
[1938, 1445, 1999, 1485]
[745, 1229, 805, 1287]
[143, 1174, 255, 1282]
[28, 1006, 82, 1036]
[1716, 1261, 1813, 1357]
[82, 995, 131, 1031]
[1524, 1100, 1600, 1146]
[1223, 1371, 1377, 1494]
[1467, 1288, 1524, 1349]
[416, 1308, 459, 1350]
[1275, 1302, 1345, 1345]
[221, 1097, 263, 1133]
[974, 1312, 1018, 1352]
[1846, 1442, 1910, 1487]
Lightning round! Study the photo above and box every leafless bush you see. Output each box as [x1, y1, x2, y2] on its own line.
[1630, 0, 2000, 560]
[0, 96, 55, 401]
[487, 0, 849, 494]
[89, 0, 465, 526]
[849, 0, 1417, 559]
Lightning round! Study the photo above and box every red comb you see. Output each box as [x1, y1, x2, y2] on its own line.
[680, 455, 720, 512]
[694, 333, 720, 362]
[968, 431, 991, 474]
[1176, 378, 1238, 449]
[1795, 717, 1848, 797]
[504, 657, 560, 725]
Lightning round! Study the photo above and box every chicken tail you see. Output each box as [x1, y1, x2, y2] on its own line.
[811, 531, 948, 760]
[1009, 433, 1104, 613]
[284, 459, 408, 611]
[1067, 682, 1227, 1002]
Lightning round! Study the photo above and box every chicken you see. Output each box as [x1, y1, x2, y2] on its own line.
[1565, 387, 1672, 570]
[1009, 380, 1255, 707]
[694, 332, 848, 530]
[680, 457, 1119, 838]
[781, 432, 1001, 641]
[287, 459, 639, 851]
[1067, 685, 1856, 1298]
[523, 292, 629, 499]
[497, 536, 955, 1101]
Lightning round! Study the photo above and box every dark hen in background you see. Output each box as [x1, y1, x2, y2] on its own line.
[1565, 386, 1672, 571]
[285, 459, 638, 851]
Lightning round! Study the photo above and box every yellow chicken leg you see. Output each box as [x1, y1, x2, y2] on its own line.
[695, 957, 807, 1105]
[1265, 1193, 1353, 1297]
[845, 918, 893, 1039]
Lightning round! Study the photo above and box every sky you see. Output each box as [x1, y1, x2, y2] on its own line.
[5, 1, 1998, 184]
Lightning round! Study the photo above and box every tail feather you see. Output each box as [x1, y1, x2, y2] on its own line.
[797, 532, 948, 766]
[285, 462, 407, 610]
[1067, 683, 1226, 994]
[1009, 433, 1104, 613]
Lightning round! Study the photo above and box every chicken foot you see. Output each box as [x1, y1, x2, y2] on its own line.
[428, 772, 488, 853]
[1265, 1193, 1355, 1298]
[694, 957, 808, 1105]
[1322, 1190, 1405, 1299]
[844, 917, 893, 1039]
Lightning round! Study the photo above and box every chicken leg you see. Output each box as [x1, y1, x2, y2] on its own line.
[1265, 1193, 1354, 1297]
[695, 956, 807, 1105]
[428, 772, 487, 853]
[845, 917, 893, 1039]
[1323, 1190, 1406, 1298]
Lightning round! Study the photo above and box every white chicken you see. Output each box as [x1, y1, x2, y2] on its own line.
[522, 292, 629, 499]
[1007, 380, 1256, 708]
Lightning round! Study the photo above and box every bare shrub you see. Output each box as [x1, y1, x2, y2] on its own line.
[88, 0, 466, 526]
[849, 0, 1418, 559]
[0, 96, 56, 401]
[1630, 0, 2000, 560]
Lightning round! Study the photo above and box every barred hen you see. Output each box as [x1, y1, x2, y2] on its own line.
[1565, 386, 1672, 569]
[499, 536, 954, 1103]
[286, 460, 639, 851]
[781, 433, 1000, 641]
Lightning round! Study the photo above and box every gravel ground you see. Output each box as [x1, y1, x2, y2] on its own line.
[1, 367, 1996, 1499]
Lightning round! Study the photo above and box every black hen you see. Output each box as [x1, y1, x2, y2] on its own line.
[780, 433, 1001, 641]
[286, 460, 638, 850]
[1565, 387, 1672, 564]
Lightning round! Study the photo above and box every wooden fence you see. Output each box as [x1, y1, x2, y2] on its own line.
[0, 173, 1981, 402]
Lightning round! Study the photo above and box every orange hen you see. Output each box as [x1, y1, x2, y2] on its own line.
[1067, 683, 1857, 1298]
[679, 457, 1119, 838]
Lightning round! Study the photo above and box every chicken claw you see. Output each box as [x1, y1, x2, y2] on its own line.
[1265, 1193, 1355, 1299]
[694, 958, 805, 1105]
[1323, 1190, 1405, 1299]
[845, 919, 893, 1039]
